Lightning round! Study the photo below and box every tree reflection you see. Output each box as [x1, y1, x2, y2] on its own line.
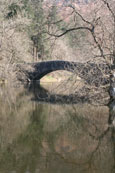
[0, 85, 115, 173]
[108, 100, 115, 173]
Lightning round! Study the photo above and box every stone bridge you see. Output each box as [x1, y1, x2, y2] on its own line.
[17, 60, 110, 86]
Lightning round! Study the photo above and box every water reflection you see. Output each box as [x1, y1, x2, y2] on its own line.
[0, 84, 114, 173]
[28, 83, 90, 104]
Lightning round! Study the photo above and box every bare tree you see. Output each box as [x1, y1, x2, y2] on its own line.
[0, 0, 32, 83]
[46, 0, 115, 63]
[43, 0, 115, 99]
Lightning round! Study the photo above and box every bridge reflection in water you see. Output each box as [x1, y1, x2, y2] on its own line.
[0, 84, 114, 173]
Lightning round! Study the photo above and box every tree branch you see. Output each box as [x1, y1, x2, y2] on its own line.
[102, 0, 115, 18]
[68, 4, 93, 26]
[47, 26, 92, 37]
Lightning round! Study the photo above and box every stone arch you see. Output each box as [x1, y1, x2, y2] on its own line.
[27, 60, 110, 86]
[31, 60, 81, 80]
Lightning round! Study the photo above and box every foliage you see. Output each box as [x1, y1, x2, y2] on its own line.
[6, 2, 22, 19]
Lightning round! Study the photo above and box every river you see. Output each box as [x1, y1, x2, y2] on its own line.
[0, 83, 115, 173]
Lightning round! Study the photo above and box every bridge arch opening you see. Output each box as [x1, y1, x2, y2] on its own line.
[40, 70, 73, 83]
[38, 70, 83, 96]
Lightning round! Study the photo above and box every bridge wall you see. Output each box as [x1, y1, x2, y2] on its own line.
[25, 60, 110, 86]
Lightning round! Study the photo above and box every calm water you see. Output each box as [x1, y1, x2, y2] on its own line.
[0, 84, 115, 173]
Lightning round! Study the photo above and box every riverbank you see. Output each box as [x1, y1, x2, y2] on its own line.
[0, 62, 110, 105]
